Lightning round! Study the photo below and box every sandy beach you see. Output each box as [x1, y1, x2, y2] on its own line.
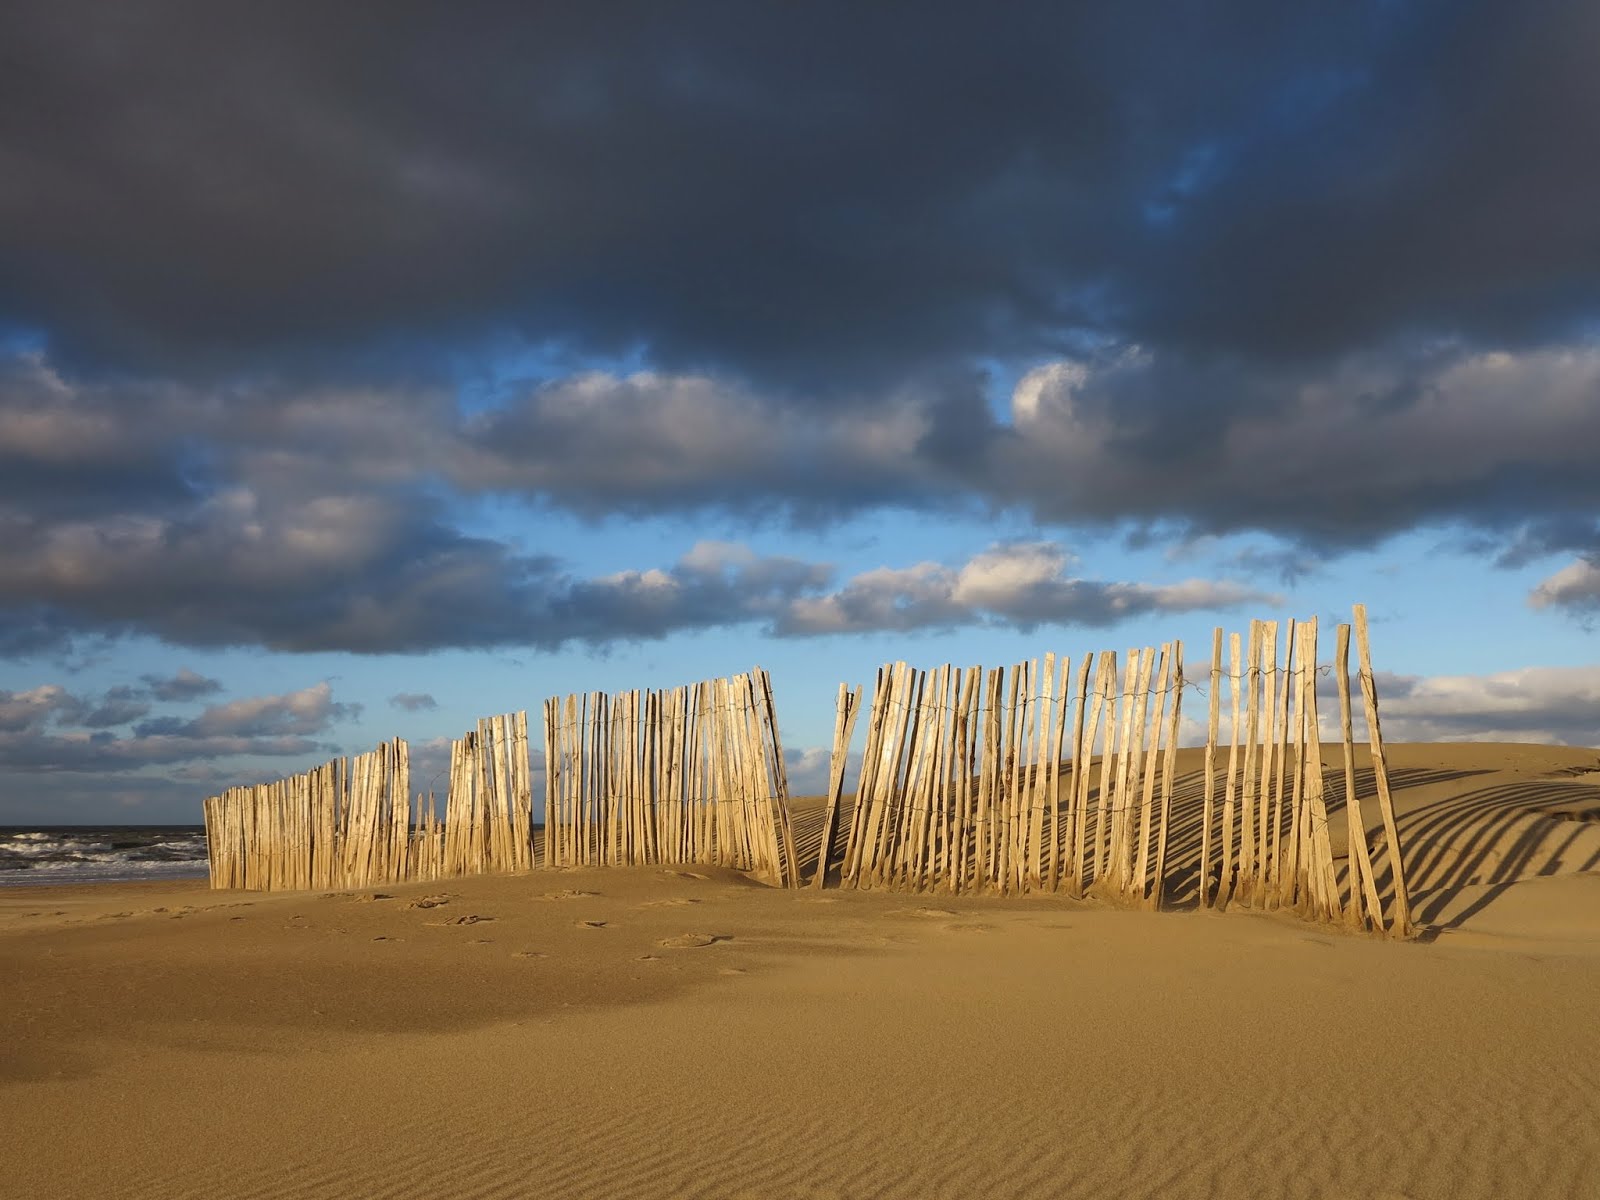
[4, 742, 1599, 1200]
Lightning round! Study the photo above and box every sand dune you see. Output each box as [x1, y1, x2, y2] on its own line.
[3, 743, 1598, 1199]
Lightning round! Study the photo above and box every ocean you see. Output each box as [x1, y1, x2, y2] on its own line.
[0, 826, 210, 886]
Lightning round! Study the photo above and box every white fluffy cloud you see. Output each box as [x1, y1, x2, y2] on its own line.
[0, 681, 359, 772]
[780, 541, 1275, 635]
[1365, 665, 1600, 746]
[1531, 558, 1600, 614]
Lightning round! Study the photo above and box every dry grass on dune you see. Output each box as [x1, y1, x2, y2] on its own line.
[2, 742, 1598, 1200]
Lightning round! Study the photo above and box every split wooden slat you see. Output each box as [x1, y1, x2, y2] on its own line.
[1200, 629, 1222, 908]
[1354, 604, 1413, 938]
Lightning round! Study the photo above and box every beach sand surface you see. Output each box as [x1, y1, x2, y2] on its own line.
[3, 742, 1599, 1200]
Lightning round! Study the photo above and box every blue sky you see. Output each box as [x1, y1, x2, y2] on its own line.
[2, 2, 1599, 822]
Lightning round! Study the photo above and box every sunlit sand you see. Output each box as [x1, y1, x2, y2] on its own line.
[3, 742, 1598, 1200]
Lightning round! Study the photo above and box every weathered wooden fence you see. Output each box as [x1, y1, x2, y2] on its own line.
[821, 648, 1183, 902]
[203, 715, 533, 890]
[202, 615, 1410, 935]
[203, 664, 801, 892]
[434, 711, 536, 878]
[204, 738, 412, 891]
[542, 669, 798, 885]
[1196, 607, 1409, 933]
[818, 606, 1411, 936]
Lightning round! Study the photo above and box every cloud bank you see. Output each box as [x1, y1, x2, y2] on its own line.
[0, 681, 357, 773]
[1, 3, 1597, 663]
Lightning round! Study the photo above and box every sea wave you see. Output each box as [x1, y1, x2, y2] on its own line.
[0, 827, 210, 886]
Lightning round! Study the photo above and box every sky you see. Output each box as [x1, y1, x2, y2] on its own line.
[3, 1, 1599, 824]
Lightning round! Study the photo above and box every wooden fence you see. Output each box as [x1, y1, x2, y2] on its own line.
[1196, 607, 1410, 933]
[542, 669, 798, 884]
[818, 605, 1411, 936]
[203, 664, 802, 892]
[202, 613, 1410, 935]
[202, 715, 534, 890]
[204, 738, 412, 891]
[433, 711, 536, 878]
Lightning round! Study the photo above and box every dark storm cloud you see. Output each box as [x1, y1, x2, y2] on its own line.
[455, 342, 1600, 554]
[0, 489, 567, 654]
[0, 412, 1273, 656]
[0, 354, 202, 517]
[452, 369, 954, 519]
[10, 1, 1589, 385]
[982, 344, 1600, 545]
[0, 1, 1127, 378]
[1129, 2, 1600, 360]
[4, 338, 1600, 655]
[2, 2, 1599, 656]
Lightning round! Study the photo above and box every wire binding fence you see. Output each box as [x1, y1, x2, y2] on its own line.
[201, 611, 1409, 934]
[543, 668, 798, 885]
[817, 606, 1412, 936]
[203, 738, 412, 891]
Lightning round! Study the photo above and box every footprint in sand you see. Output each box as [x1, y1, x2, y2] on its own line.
[426, 914, 493, 926]
[538, 889, 599, 901]
[577, 919, 608, 929]
[661, 870, 710, 881]
[890, 907, 957, 919]
[406, 894, 456, 910]
[657, 933, 728, 949]
[638, 898, 702, 908]
[512, 950, 546, 959]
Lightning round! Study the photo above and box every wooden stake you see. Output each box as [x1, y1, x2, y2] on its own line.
[1218, 633, 1242, 908]
[1133, 645, 1170, 901]
[1354, 604, 1413, 938]
[1200, 629, 1222, 908]
[1065, 653, 1095, 897]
